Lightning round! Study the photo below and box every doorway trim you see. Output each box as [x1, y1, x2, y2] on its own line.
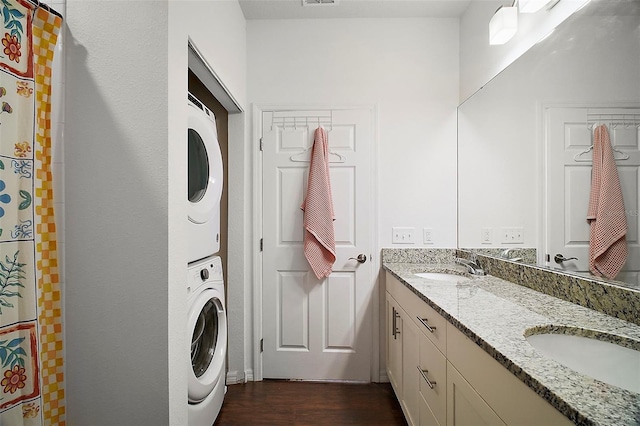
[188, 39, 243, 114]
[251, 103, 380, 382]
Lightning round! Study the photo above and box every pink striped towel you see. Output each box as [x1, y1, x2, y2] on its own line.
[587, 124, 628, 279]
[301, 127, 336, 279]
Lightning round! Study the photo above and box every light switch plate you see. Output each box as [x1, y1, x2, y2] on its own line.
[392, 227, 416, 244]
[501, 227, 524, 244]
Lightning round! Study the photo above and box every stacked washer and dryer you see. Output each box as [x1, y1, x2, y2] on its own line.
[186, 93, 227, 426]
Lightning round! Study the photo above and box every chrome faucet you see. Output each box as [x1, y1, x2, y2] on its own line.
[500, 248, 523, 262]
[455, 257, 485, 276]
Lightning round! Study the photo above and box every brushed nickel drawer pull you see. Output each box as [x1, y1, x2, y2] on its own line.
[417, 316, 436, 333]
[392, 307, 401, 339]
[417, 366, 436, 389]
[392, 307, 396, 339]
[394, 310, 401, 337]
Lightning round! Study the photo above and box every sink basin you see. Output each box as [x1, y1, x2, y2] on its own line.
[525, 331, 640, 393]
[414, 272, 470, 282]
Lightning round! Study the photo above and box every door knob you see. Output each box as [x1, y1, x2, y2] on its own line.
[554, 254, 578, 264]
[349, 254, 367, 264]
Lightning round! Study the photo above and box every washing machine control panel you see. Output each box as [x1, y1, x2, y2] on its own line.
[188, 256, 223, 288]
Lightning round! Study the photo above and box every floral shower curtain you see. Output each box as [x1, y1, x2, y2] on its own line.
[0, 0, 63, 424]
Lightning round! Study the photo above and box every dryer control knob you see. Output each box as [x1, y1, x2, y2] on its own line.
[200, 269, 209, 281]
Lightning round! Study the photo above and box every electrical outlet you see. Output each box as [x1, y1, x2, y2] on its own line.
[501, 227, 524, 244]
[481, 227, 492, 244]
[514, 227, 523, 242]
[423, 228, 434, 244]
[392, 227, 416, 244]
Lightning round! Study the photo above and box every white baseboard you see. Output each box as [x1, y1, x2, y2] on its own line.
[244, 369, 254, 382]
[226, 368, 255, 384]
[225, 370, 244, 385]
[229, 369, 384, 384]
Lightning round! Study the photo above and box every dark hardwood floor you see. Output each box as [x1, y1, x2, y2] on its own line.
[214, 380, 407, 425]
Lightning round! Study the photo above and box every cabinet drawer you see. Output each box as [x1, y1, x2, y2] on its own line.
[386, 272, 447, 352]
[419, 331, 447, 426]
[408, 293, 447, 353]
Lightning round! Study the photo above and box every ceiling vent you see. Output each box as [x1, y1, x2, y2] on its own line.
[302, 0, 339, 6]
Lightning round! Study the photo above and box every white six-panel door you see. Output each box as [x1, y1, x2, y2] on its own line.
[261, 108, 374, 381]
[546, 107, 640, 287]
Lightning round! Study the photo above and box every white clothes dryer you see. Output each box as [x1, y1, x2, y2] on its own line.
[188, 255, 227, 426]
[187, 93, 224, 263]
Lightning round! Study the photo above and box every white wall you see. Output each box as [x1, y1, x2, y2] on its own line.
[459, 0, 589, 101]
[248, 18, 459, 249]
[65, 1, 246, 424]
[65, 1, 170, 424]
[248, 17, 459, 381]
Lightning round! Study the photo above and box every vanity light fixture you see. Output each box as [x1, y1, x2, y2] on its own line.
[489, 6, 518, 45]
[518, 0, 552, 13]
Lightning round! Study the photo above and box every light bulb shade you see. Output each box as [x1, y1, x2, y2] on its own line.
[519, 0, 551, 13]
[489, 6, 518, 45]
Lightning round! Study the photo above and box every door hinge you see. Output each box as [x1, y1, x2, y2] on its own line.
[259, 137, 263, 151]
[260, 238, 263, 252]
[545, 253, 550, 262]
[260, 338, 264, 353]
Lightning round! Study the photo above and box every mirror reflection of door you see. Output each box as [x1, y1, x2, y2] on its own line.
[546, 107, 640, 287]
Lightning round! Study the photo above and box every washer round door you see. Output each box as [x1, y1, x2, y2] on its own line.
[188, 288, 227, 403]
[187, 103, 223, 225]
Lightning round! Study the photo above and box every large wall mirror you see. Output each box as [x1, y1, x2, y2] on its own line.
[458, 0, 640, 289]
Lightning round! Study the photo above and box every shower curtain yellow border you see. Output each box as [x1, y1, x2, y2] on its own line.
[33, 7, 64, 425]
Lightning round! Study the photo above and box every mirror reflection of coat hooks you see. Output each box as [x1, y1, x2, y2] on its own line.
[575, 119, 633, 162]
[586, 112, 640, 130]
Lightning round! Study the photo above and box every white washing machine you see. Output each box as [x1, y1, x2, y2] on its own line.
[188, 93, 224, 264]
[188, 255, 227, 425]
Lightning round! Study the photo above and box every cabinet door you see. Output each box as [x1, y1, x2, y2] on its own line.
[447, 362, 506, 426]
[402, 310, 420, 426]
[446, 323, 572, 426]
[420, 393, 441, 426]
[386, 293, 403, 395]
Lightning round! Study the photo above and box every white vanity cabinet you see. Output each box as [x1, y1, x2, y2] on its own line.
[385, 272, 573, 426]
[386, 273, 447, 426]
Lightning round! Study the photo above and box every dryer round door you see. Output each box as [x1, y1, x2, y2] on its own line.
[187, 103, 223, 225]
[188, 288, 227, 403]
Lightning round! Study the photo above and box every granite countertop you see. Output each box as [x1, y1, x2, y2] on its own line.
[383, 262, 640, 426]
